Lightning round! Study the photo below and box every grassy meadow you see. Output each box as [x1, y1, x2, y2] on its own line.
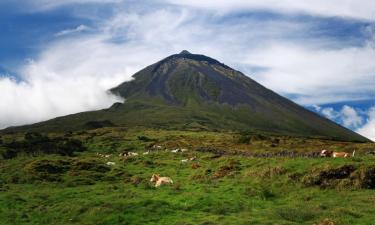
[0, 128, 375, 225]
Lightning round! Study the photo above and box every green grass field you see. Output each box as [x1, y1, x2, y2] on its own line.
[0, 128, 374, 225]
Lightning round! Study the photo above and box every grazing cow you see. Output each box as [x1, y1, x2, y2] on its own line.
[320, 149, 355, 158]
[119, 151, 138, 157]
[189, 156, 197, 161]
[119, 151, 129, 157]
[171, 149, 181, 153]
[150, 174, 173, 187]
[106, 161, 116, 166]
[151, 145, 163, 150]
[96, 153, 111, 158]
[143, 151, 150, 155]
[180, 159, 188, 163]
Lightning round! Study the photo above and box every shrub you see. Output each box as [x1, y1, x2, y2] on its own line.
[24, 159, 71, 182]
[212, 160, 241, 179]
[71, 159, 110, 173]
[84, 120, 115, 129]
[302, 165, 356, 188]
[137, 135, 157, 142]
[1, 133, 86, 159]
[238, 135, 251, 144]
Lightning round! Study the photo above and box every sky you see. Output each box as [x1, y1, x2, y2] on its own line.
[0, 0, 374, 140]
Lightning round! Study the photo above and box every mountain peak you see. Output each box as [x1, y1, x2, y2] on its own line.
[179, 50, 191, 54]
[13, 51, 367, 142]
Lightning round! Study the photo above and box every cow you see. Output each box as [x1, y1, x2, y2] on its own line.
[150, 174, 173, 187]
[320, 149, 355, 158]
[106, 161, 116, 166]
[119, 151, 139, 157]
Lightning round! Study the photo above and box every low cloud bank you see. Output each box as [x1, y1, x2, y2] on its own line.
[358, 107, 375, 141]
[313, 105, 375, 141]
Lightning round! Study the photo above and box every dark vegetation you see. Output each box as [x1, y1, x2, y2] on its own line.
[302, 164, 375, 189]
[84, 120, 115, 129]
[0, 132, 86, 159]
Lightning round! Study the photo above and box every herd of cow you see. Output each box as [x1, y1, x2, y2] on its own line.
[195, 147, 366, 158]
[95, 145, 374, 187]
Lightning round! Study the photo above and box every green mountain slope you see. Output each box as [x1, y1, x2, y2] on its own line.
[2, 51, 370, 142]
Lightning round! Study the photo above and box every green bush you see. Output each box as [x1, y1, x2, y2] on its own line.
[24, 159, 71, 182]
[137, 135, 157, 142]
[1, 132, 86, 159]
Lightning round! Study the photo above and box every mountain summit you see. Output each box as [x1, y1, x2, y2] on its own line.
[4, 51, 370, 142]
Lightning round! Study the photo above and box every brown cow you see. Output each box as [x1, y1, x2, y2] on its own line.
[320, 149, 355, 158]
[150, 174, 173, 187]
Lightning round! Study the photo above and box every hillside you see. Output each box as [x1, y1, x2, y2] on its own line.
[2, 51, 370, 142]
[1, 128, 375, 224]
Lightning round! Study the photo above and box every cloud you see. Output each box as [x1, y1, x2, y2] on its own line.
[0, 35, 150, 128]
[166, 0, 375, 21]
[358, 107, 375, 141]
[341, 105, 364, 128]
[0, 11, 183, 128]
[321, 107, 339, 120]
[55, 25, 90, 37]
[314, 105, 365, 129]
[246, 44, 375, 105]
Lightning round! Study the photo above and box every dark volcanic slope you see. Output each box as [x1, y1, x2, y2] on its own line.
[3, 51, 370, 142]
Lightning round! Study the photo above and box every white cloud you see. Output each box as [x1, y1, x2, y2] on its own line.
[167, 0, 375, 21]
[321, 107, 339, 120]
[358, 107, 375, 141]
[311, 104, 321, 112]
[341, 105, 363, 128]
[55, 25, 90, 37]
[0, 35, 159, 128]
[246, 44, 375, 105]
[315, 105, 365, 130]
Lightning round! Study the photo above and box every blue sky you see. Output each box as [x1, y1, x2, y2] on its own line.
[0, 0, 374, 140]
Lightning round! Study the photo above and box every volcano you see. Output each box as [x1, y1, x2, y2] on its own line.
[4, 51, 370, 142]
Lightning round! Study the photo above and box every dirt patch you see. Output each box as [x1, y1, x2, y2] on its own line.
[192, 163, 201, 169]
[302, 165, 375, 189]
[212, 160, 241, 179]
[350, 166, 375, 189]
[313, 218, 335, 225]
